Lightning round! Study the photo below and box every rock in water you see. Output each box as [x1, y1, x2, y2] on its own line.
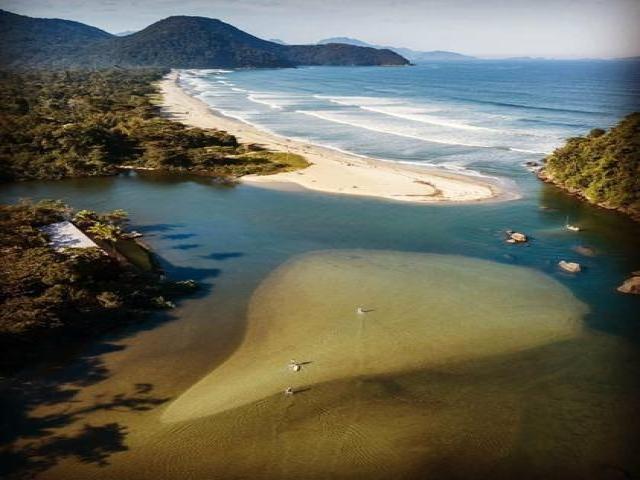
[617, 276, 640, 294]
[507, 232, 528, 243]
[573, 245, 596, 257]
[558, 261, 581, 273]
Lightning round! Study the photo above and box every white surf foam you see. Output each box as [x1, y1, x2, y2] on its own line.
[297, 110, 498, 149]
[247, 94, 284, 110]
[315, 95, 553, 138]
[296, 110, 550, 154]
[359, 105, 501, 132]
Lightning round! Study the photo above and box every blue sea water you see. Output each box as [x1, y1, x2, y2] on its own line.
[179, 61, 640, 181]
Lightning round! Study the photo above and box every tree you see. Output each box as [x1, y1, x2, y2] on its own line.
[86, 222, 122, 243]
[0, 69, 306, 183]
[542, 112, 640, 219]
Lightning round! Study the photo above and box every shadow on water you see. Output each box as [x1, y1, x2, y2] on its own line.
[0, 350, 170, 478]
[201, 252, 245, 261]
[169, 335, 639, 480]
[161, 233, 197, 241]
[171, 243, 201, 251]
[0, 248, 228, 479]
[135, 223, 185, 234]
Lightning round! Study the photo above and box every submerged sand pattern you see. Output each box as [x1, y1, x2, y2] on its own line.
[163, 250, 587, 423]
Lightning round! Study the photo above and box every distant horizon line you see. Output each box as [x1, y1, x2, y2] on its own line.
[3, 8, 638, 61]
[110, 29, 637, 60]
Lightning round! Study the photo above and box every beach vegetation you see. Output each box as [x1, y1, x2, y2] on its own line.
[541, 112, 640, 220]
[0, 69, 308, 183]
[0, 199, 197, 372]
[240, 151, 310, 173]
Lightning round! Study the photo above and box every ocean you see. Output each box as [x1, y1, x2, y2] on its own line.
[179, 60, 640, 180]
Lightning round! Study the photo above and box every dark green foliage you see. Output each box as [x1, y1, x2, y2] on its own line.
[0, 69, 305, 182]
[283, 44, 407, 66]
[91, 16, 291, 69]
[0, 9, 112, 69]
[0, 200, 197, 371]
[542, 113, 640, 219]
[0, 10, 409, 69]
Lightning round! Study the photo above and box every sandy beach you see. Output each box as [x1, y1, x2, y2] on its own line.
[160, 72, 509, 203]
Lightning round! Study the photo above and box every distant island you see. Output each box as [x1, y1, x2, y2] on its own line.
[0, 10, 409, 68]
[317, 37, 476, 62]
[539, 112, 640, 221]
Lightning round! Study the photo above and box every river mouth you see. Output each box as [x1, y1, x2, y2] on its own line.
[2, 173, 640, 480]
[153, 250, 639, 479]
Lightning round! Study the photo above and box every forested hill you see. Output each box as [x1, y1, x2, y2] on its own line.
[539, 113, 640, 221]
[0, 69, 309, 182]
[0, 9, 112, 68]
[0, 10, 409, 68]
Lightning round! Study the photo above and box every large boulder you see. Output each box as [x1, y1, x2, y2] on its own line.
[558, 261, 581, 273]
[506, 231, 528, 243]
[617, 275, 640, 295]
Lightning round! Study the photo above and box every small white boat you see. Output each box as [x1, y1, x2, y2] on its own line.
[565, 216, 581, 232]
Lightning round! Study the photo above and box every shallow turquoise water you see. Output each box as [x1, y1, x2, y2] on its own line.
[2, 171, 639, 479]
[1, 171, 638, 338]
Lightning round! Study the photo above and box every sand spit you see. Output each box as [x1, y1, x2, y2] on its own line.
[162, 250, 586, 423]
[160, 72, 514, 204]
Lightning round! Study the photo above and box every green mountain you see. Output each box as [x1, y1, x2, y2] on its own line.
[0, 9, 113, 68]
[81, 16, 291, 68]
[0, 10, 409, 68]
[282, 43, 408, 66]
[539, 113, 640, 221]
[318, 37, 476, 62]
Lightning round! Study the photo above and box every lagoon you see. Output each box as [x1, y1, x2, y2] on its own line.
[1, 169, 639, 479]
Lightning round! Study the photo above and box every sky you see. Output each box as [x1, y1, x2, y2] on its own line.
[2, 0, 639, 58]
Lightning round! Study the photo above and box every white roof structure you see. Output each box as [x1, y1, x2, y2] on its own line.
[40, 221, 99, 251]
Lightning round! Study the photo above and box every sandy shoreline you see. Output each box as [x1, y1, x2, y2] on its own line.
[160, 71, 512, 204]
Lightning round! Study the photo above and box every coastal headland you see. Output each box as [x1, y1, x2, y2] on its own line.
[160, 71, 511, 204]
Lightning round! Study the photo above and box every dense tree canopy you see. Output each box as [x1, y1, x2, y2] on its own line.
[0, 10, 408, 69]
[0, 200, 195, 372]
[541, 113, 640, 220]
[0, 69, 307, 182]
